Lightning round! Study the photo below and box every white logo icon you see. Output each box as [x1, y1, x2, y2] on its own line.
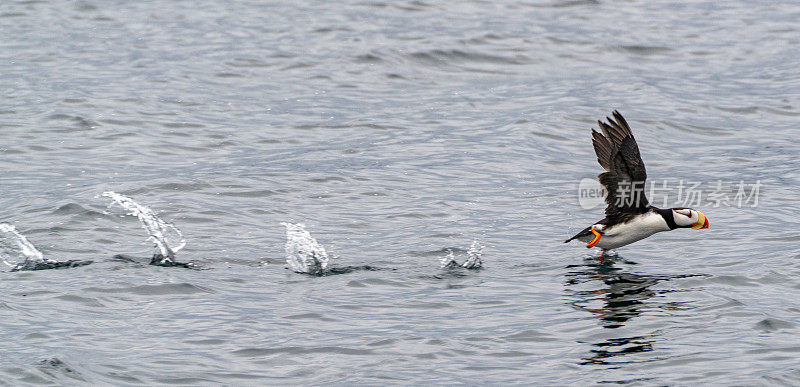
[578, 178, 607, 210]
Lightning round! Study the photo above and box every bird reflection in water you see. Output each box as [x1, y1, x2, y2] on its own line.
[565, 257, 705, 366]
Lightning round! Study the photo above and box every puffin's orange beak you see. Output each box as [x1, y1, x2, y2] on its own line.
[691, 211, 709, 229]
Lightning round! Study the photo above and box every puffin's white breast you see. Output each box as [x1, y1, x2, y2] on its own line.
[591, 212, 670, 250]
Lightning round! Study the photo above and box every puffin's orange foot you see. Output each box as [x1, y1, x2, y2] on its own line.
[586, 227, 601, 248]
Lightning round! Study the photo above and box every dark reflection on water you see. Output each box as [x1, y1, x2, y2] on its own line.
[565, 258, 706, 366]
[586, 335, 656, 366]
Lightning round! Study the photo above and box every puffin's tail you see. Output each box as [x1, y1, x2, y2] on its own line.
[564, 226, 592, 243]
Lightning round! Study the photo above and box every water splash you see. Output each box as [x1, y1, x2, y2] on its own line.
[462, 240, 483, 269]
[102, 191, 185, 264]
[0, 223, 46, 268]
[440, 240, 483, 269]
[440, 249, 459, 268]
[0, 223, 92, 271]
[282, 223, 329, 275]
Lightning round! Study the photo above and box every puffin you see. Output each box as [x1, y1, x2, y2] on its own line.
[564, 111, 709, 254]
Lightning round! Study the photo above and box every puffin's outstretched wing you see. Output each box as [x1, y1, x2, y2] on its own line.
[591, 111, 649, 218]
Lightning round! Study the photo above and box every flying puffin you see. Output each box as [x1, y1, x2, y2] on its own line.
[565, 111, 709, 254]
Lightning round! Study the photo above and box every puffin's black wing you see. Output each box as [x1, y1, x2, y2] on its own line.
[591, 111, 649, 219]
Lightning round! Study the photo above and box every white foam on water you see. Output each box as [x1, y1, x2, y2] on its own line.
[281, 223, 329, 275]
[102, 191, 186, 261]
[0, 223, 46, 268]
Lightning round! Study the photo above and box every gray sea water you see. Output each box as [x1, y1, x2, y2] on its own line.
[2, 0, 800, 384]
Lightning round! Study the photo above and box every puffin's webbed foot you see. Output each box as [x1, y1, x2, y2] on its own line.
[586, 227, 601, 248]
[597, 249, 613, 263]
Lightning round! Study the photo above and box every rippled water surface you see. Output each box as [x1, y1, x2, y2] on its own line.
[3, 0, 800, 384]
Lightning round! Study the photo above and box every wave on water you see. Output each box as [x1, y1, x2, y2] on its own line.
[102, 191, 188, 266]
[282, 222, 329, 275]
[440, 240, 484, 270]
[0, 223, 91, 271]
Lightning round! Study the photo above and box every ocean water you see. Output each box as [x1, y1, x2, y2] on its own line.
[2, 0, 800, 384]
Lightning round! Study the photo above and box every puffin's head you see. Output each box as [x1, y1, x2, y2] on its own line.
[671, 208, 709, 229]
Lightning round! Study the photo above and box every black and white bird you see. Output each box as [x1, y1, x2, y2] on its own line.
[565, 111, 709, 254]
